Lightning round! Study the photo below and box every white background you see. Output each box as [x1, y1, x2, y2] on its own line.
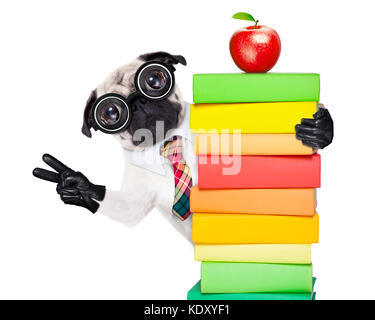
[0, 0, 374, 300]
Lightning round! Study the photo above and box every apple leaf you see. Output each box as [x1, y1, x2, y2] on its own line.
[232, 12, 256, 22]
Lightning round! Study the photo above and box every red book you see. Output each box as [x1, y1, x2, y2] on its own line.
[198, 154, 321, 189]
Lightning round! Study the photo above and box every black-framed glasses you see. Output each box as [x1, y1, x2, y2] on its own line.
[90, 61, 176, 134]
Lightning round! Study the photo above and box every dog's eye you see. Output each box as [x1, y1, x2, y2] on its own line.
[136, 63, 173, 99]
[100, 103, 121, 125]
[145, 70, 167, 90]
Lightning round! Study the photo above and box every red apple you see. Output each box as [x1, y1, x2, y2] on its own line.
[230, 12, 281, 73]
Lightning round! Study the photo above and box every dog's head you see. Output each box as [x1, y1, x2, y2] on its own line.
[82, 51, 186, 150]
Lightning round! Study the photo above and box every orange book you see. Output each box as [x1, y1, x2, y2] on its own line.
[192, 213, 319, 244]
[198, 154, 321, 189]
[190, 186, 315, 216]
[194, 134, 315, 155]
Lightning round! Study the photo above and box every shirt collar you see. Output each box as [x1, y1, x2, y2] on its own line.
[122, 102, 192, 176]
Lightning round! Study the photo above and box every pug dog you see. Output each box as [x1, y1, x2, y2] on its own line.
[33, 51, 334, 243]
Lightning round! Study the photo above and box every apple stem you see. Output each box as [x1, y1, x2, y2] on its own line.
[254, 20, 259, 29]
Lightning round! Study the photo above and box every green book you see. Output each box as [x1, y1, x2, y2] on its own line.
[193, 73, 320, 103]
[187, 279, 316, 300]
[201, 262, 313, 293]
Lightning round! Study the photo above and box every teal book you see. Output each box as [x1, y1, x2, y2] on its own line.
[193, 73, 320, 103]
[187, 279, 316, 300]
[201, 262, 313, 293]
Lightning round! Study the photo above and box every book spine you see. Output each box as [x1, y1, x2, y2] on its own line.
[190, 186, 316, 216]
[194, 133, 314, 155]
[190, 102, 317, 134]
[193, 73, 320, 103]
[198, 154, 321, 189]
[201, 262, 313, 293]
[187, 290, 313, 300]
[194, 244, 312, 264]
[192, 213, 319, 244]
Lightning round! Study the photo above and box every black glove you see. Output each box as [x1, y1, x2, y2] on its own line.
[295, 108, 334, 149]
[33, 154, 106, 213]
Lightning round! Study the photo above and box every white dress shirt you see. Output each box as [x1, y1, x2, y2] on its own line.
[121, 102, 197, 178]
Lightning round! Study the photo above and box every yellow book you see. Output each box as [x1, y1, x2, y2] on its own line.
[195, 244, 311, 264]
[190, 102, 317, 133]
[192, 213, 319, 244]
[194, 133, 314, 155]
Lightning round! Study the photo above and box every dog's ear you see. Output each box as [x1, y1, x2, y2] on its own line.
[139, 51, 187, 66]
[81, 89, 97, 138]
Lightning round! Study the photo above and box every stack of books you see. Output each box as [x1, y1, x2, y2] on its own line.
[187, 73, 321, 300]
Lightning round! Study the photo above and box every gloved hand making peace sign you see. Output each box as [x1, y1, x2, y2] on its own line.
[33, 154, 106, 213]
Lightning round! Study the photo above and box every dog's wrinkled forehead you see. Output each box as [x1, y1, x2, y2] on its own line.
[95, 58, 142, 98]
